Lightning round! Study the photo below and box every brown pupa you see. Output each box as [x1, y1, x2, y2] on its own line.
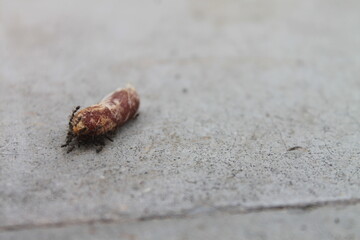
[61, 85, 140, 153]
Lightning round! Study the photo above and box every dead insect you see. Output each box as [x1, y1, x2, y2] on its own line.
[61, 85, 140, 153]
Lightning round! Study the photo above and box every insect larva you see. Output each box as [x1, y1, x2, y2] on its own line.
[61, 85, 140, 153]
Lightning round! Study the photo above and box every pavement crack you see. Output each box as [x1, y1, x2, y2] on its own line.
[1, 198, 359, 232]
[217, 198, 360, 215]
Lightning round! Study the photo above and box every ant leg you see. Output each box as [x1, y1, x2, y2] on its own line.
[95, 137, 105, 153]
[96, 137, 105, 146]
[61, 132, 74, 147]
[105, 135, 113, 142]
[67, 145, 75, 153]
[62, 106, 80, 152]
[69, 106, 80, 129]
[71, 106, 80, 119]
[96, 145, 104, 153]
[61, 143, 68, 148]
[77, 138, 82, 148]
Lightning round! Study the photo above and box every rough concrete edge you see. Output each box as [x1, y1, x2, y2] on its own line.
[1, 198, 359, 232]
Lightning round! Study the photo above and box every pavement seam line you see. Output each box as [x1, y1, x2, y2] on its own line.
[1, 198, 359, 232]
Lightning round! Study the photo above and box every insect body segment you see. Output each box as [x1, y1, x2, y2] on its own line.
[62, 86, 140, 153]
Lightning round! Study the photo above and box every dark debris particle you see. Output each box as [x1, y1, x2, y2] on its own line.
[287, 146, 305, 151]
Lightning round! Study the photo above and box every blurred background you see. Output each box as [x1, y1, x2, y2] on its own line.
[0, 0, 359, 239]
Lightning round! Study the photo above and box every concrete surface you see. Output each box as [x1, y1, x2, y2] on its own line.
[0, 0, 359, 239]
[1, 203, 360, 240]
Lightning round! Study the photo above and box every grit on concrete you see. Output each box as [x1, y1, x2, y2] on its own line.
[0, 0, 359, 239]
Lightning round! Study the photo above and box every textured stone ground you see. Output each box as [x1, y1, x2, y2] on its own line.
[0, 0, 359, 239]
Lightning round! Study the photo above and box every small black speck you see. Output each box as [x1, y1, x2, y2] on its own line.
[182, 88, 188, 93]
[287, 146, 304, 151]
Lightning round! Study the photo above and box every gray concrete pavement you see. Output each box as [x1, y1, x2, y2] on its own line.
[2, 203, 360, 240]
[0, 0, 359, 239]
